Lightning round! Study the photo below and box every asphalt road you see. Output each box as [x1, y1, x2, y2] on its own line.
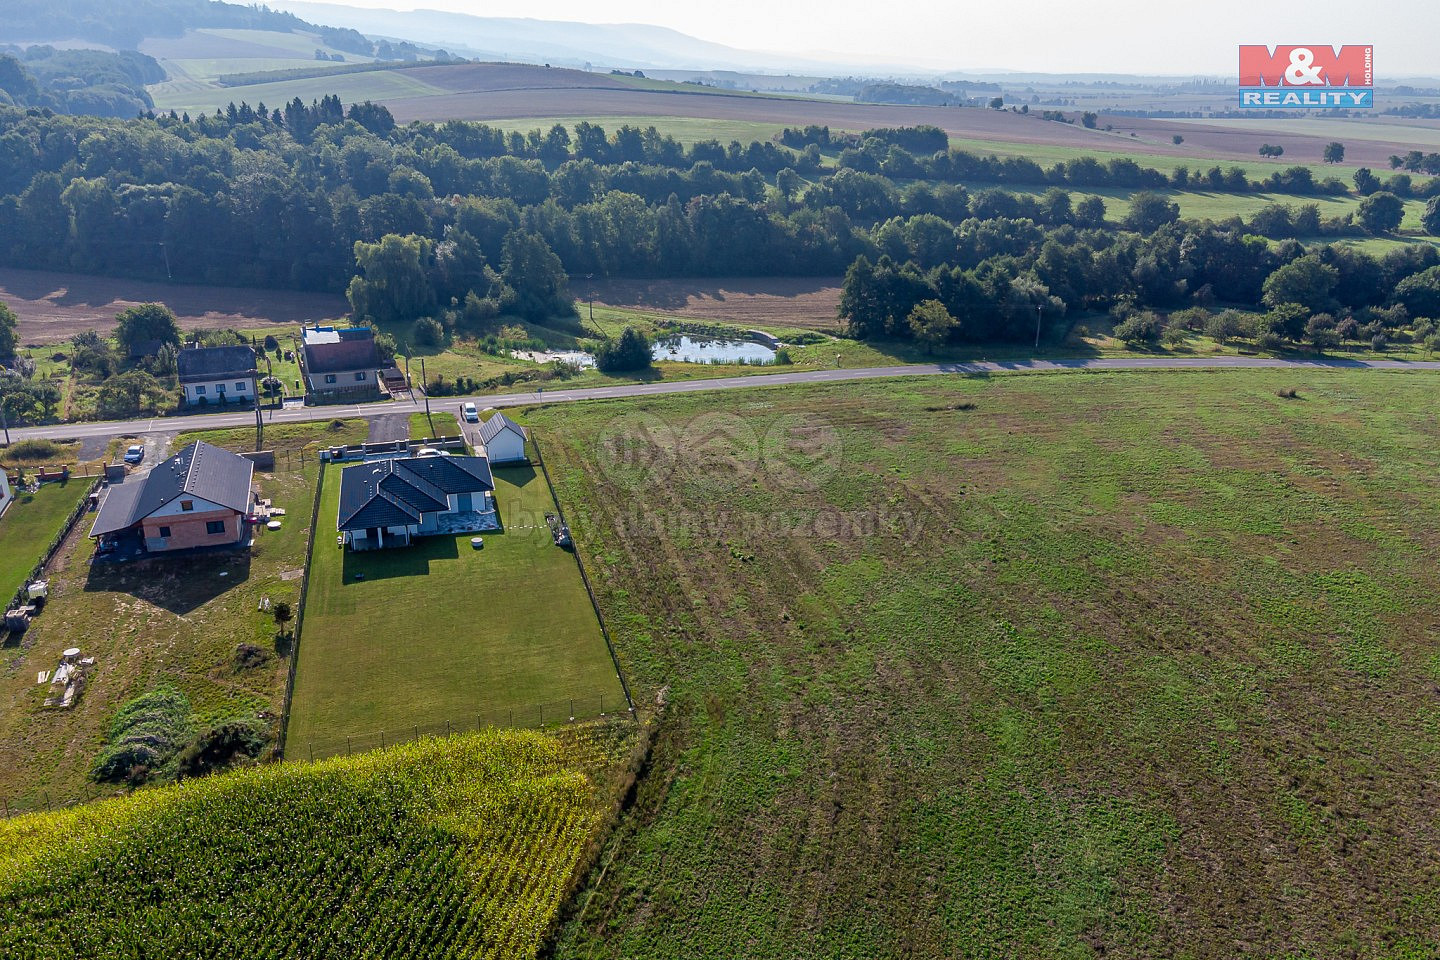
[8, 355, 1440, 445]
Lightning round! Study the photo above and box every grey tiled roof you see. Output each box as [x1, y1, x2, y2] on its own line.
[337, 455, 494, 533]
[90, 441, 255, 538]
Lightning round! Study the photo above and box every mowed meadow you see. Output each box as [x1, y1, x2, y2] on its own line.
[533, 370, 1440, 958]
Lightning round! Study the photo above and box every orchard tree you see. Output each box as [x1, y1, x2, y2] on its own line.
[907, 300, 959, 353]
[114, 303, 181, 357]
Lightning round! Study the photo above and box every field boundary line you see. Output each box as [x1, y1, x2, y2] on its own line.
[531, 431, 634, 713]
[276, 457, 325, 760]
[5, 476, 101, 612]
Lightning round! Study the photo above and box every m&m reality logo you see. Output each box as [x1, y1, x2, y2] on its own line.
[1238, 45, 1373, 108]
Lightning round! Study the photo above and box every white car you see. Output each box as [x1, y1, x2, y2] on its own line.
[461, 402, 479, 423]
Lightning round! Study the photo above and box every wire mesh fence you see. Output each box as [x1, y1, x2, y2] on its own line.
[291, 691, 632, 763]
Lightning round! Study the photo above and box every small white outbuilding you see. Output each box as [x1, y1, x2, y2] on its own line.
[478, 412, 528, 463]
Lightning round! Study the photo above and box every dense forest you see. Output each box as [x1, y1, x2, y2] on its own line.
[0, 47, 165, 117]
[0, 0, 308, 51]
[1, 102, 1439, 358]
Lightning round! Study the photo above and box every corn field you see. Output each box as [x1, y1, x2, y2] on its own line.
[0, 728, 622, 959]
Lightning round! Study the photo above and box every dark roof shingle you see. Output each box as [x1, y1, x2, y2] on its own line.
[337, 455, 494, 532]
[89, 441, 255, 538]
[177, 345, 259, 383]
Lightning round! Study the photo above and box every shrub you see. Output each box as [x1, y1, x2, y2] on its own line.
[262, 334, 279, 352]
[773, 348, 793, 365]
[594, 327, 652, 373]
[234, 643, 269, 669]
[412, 316, 445, 347]
[1113, 311, 1165, 346]
[2, 437, 61, 461]
[176, 722, 268, 779]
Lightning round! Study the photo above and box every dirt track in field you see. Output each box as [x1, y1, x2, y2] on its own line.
[583, 276, 842, 330]
[0, 268, 349, 344]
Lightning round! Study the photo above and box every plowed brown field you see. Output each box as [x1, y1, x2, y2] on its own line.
[0, 268, 348, 344]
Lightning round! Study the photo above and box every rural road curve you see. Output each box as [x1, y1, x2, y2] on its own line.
[9, 355, 1440, 445]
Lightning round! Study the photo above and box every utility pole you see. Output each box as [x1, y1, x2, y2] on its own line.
[1034, 304, 1043, 350]
[159, 241, 172, 281]
[255, 399, 263, 451]
[0, 398, 9, 445]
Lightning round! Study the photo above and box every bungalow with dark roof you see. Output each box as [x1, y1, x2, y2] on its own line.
[177, 345, 259, 406]
[301, 326, 381, 400]
[337, 454, 496, 550]
[90, 441, 256, 553]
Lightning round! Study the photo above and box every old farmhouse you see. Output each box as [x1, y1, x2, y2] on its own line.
[90, 441, 255, 553]
[338, 454, 495, 550]
[301, 326, 381, 400]
[177, 344, 259, 406]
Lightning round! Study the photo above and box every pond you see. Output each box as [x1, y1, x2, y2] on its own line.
[651, 335, 777, 364]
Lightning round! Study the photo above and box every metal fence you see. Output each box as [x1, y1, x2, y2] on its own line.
[275, 456, 326, 759]
[289, 691, 632, 763]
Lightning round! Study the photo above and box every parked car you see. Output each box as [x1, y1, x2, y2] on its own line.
[461, 402, 479, 423]
[123, 445, 144, 464]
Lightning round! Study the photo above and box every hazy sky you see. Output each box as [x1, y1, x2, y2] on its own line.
[294, 0, 1438, 75]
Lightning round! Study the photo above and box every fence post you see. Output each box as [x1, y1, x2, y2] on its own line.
[309, 742, 314, 762]
[380, 730, 386, 749]
[414, 724, 419, 742]
[44, 791, 50, 811]
[570, 699, 575, 721]
[346, 736, 351, 756]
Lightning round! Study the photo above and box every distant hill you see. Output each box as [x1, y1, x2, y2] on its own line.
[0, 0, 307, 50]
[265, 0, 844, 72]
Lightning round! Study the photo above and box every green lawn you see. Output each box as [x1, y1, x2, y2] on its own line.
[0, 479, 91, 605]
[287, 457, 624, 756]
[409, 411, 460, 439]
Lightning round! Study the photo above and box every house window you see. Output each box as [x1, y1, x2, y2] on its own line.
[354, 371, 366, 381]
[235, 381, 247, 391]
[325, 374, 337, 384]
[195, 385, 206, 395]
[158, 526, 171, 538]
[206, 520, 226, 535]
[181, 500, 194, 511]
[217, 383, 226, 394]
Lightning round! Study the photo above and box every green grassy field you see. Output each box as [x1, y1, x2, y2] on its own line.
[0, 728, 626, 959]
[151, 67, 448, 115]
[533, 369, 1440, 958]
[286, 454, 624, 756]
[0, 479, 90, 605]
